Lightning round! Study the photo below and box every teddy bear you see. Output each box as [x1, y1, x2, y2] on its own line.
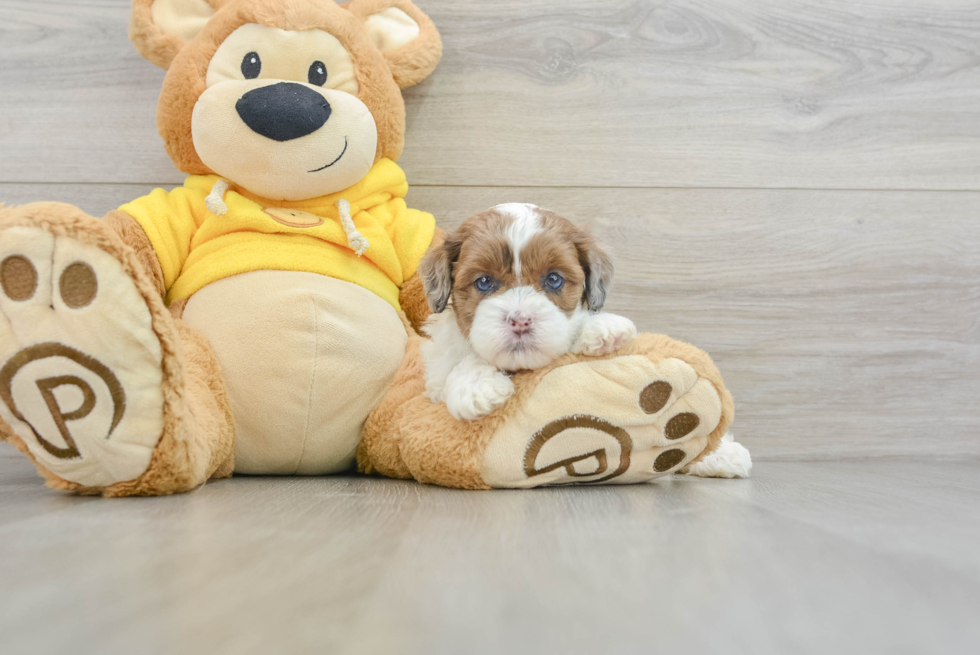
[0, 0, 748, 496]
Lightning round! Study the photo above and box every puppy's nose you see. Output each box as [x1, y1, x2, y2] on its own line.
[508, 312, 533, 336]
[235, 82, 331, 142]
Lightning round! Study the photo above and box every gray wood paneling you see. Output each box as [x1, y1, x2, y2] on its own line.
[2, 182, 977, 459]
[0, 1, 177, 184]
[1, 0, 979, 189]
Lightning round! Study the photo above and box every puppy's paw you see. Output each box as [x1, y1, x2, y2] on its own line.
[444, 355, 515, 421]
[573, 313, 637, 356]
[682, 432, 752, 479]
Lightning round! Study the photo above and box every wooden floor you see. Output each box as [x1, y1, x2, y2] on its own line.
[1, 0, 979, 652]
[2, 449, 979, 654]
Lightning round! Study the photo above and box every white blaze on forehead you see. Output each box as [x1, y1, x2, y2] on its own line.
[495, 203, 541, 281]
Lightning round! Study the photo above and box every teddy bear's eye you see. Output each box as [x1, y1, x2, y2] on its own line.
[308, 61, 328, 86]
[241, 52, 261, 79]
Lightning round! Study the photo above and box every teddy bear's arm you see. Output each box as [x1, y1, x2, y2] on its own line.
[103, 210, 166, 297]
[116, 187, 204, 296]
[399, 273, 430, 332]
[399, 226, 444, 332]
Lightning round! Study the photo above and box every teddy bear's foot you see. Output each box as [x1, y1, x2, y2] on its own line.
[359, 332, 741, 489]
[0, 219, 163, 488]
[0, 203, 233, 495]
[480, 335, 738, 488]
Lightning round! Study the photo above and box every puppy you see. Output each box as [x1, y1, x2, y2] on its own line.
[418, 203, 636, 421]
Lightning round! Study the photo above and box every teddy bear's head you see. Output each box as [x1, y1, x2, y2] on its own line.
[130, 0, 441, 201]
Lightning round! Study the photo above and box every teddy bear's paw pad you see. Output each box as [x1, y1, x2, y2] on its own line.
[481, 355, 722, 488]
[0, 227, 164, 487]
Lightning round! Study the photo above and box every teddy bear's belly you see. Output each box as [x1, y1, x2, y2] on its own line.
[181, 270, 407, 475]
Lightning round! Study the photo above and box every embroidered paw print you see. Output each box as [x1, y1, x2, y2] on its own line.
[0, 226, 165, 487]
[481, 354, 724, 487]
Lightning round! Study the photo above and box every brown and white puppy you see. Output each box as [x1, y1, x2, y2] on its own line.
[419, 203, 636, 421]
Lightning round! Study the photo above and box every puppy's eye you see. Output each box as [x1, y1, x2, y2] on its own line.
[474, 276, 495, 293]
[241, 52, 261, 79]
[544, 272, 564, 291]
[308, 61, 328, 86]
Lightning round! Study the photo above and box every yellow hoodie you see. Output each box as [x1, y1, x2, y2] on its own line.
[119, 158, 434, 310]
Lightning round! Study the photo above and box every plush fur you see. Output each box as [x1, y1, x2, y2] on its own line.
[133, 0, 442, 174]
[104, 209, 167, 296]
[345, 0, 443, 88]
[128, 0, 226, 70]
[359, 330, 736, 488]
[0, 0, 746, 496]
[0, 202, 234, 496]
[0, 0, 450, 494]
[398, 225, 444, 332]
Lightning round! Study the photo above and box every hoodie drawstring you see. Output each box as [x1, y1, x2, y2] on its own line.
[336, 199, 369, 256]
[206, 179, 230, 217]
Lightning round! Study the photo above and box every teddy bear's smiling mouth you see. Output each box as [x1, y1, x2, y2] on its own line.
[308, 137, 349, 173]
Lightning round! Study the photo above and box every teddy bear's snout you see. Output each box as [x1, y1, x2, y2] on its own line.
[235, 82, 332, 142]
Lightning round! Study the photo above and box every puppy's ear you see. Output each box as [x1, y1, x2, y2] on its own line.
[130, 0, 221, 69]
[575, 226, 615, 312]
[346, 0, 443, 88]
[419, 235, 461, 314]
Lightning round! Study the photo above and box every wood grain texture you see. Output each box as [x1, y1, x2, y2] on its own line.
[1, 0, 979, 188]
[0, 1, 175, 184]
[2, 182, 977, 459]
[1, 450, 978, 655]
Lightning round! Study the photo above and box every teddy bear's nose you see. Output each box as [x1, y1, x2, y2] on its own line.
[235, 82, 332, 142]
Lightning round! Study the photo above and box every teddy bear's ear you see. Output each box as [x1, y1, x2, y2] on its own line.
[129, 0, 222, 69]
[345, 0, 443, 88]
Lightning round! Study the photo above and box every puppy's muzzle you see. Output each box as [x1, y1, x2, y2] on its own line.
[507, 311, 533, 336]
[235, 82, 331, 142]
